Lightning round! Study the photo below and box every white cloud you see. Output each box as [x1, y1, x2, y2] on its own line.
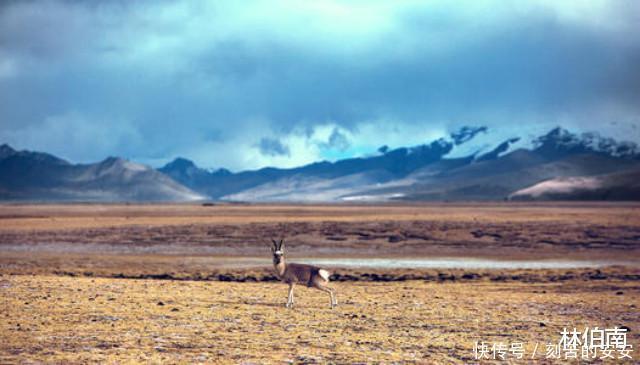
[0, 0, 638, 170]
[2, 111, 143, 163]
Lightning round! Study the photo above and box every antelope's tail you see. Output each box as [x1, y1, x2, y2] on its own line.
[318, 269, 330, 281]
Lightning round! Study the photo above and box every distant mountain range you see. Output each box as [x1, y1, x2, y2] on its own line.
[2, 127, 640, 202]
[0, 144, 203, 201]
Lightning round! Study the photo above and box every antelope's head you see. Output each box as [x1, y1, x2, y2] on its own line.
[271, 239, 285, 265]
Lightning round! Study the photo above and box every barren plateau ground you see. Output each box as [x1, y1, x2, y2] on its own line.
[0, 202, 638, 363]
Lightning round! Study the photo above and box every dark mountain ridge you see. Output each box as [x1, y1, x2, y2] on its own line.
[2, 126, 639, 202]
[159, 127, 640, 201]
[0, 145, 204, 201]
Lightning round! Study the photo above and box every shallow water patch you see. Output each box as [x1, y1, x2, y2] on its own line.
[296, 257, 637, 270]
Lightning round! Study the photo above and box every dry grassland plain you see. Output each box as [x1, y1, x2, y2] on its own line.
[1, 202, 639, 364]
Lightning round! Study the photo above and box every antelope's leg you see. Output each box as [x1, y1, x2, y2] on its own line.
[329, 288, 336, 307]
[314, 284, 336, 308]
[286, 283, 294, 308]
[290, 283, 295, 305]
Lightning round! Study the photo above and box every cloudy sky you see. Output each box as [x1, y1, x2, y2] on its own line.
[1, 0, 639, 171]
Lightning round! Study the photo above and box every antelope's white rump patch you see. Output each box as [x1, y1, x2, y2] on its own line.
[318, 269, 330, 281]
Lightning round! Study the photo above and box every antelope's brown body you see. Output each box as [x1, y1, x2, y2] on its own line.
[270, 239, 337, 308]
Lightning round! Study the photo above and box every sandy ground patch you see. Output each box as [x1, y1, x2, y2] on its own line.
[1, 275, 638, 364]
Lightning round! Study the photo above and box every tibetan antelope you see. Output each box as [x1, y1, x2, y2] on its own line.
[270, 239, 337, 308]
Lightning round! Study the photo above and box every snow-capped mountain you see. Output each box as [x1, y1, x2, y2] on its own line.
[160, 127, 640, 202]
[2, 126, 639, 202]
[442, 126, 640, 161]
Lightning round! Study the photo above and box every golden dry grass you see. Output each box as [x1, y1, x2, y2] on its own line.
[1, 203, 638, 363]
[3, 203, 639, 265]
[1, 275, 638, 364]
[1, 202, 639, 231]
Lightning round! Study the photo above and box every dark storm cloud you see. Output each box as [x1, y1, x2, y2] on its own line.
[321, 128, 351, 152]
[0, 1, 638, 169]
[258, 137, 290, 157]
